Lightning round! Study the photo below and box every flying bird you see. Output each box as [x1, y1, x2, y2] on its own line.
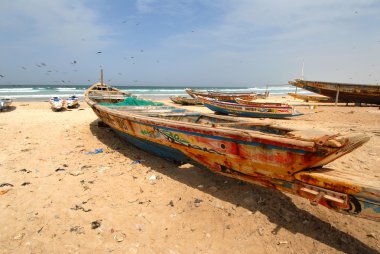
[0, 74, 5, 78]
[41, 62, 47, 66]
[22, 66, 27, 70]
[96, 51, 102, 54]
[71, 60, 77, 64]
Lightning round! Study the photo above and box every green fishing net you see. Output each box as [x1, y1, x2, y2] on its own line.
[99, 97, 164, 106]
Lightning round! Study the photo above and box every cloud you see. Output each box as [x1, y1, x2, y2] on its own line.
[136, 0, 156, 13]
[162, 0, 380, 53]
[0, 0, 111, 52]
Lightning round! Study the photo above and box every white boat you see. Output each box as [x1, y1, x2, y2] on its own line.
[0, 97, 13, 111]
[66, 95, 79, 108]
[49, 96, 65, 111]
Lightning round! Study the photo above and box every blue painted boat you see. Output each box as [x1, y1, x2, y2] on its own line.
[85, 78, 380, 222]
[197, 96, 303, 118]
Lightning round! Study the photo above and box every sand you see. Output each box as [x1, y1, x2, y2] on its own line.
[0, 97, 379, 253]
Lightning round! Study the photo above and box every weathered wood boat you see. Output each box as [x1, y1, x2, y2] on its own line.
[289, 79, 380, 105]
[288, 92, 334, 102]
[198, 96, 303, 118]
[85, 80, 380, 221]
[49, 96, 65, 111]
[185, 88, 257, 102]
[0, 97, 13, 111]
[66, 95, 80, 108]
[235, 98, 289, 107]
[169, 96, 202, 105]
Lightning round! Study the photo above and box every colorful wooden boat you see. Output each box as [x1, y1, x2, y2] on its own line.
[169, 96, 202, 105]
[185, 88, 257, 102]
[198, 96, 303, 118]
[85, 81, 380, 221]
[289, 79, 380, 105]
[287, 92, 334, 102]
[66, 95, 80, 108]
[49, 96, 65, 111]
[235, 98, 288, 107]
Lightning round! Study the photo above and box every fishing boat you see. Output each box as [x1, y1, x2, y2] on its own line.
[288, 93, 334, 102]
[66, 95, 79, 108]
[49, 96, 65, 111]
[170, 96, 202, 105]
[198, 96, 303, 118]
[85, 79, 379, 221]
[185, 88, 257, 102]
[289, 79, 380, 105]
[0, 97, 13, 111]
[235, 98, 289, 107]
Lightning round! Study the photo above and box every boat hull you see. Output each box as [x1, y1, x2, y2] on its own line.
[186, 89, 257, 102]
[95, 108, 379, 221]
[198, 96, 302, 118]
[289, 80, 380, 105]
[169, 96, 202, 105]
[85, 81, 379, 221]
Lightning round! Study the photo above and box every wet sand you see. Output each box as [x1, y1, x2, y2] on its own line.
[0, 97, 379, 253]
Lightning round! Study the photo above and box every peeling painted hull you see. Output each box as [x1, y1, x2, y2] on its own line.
[289, 79, 380, 105]
[198, 96, 303, 118]
[85, 82, 380, 221]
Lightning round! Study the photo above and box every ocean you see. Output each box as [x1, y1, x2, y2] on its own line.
[0, 84, 310, 101]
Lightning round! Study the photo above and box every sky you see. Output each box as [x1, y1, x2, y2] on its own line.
[0, 0, 379, 86]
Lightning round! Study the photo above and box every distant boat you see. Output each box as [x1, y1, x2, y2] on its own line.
[235, 98, 289, 107]
[49, 96, 65, 111]
[85, 79, 379, 221]
[289, 79, 380, 105]
[169, 96, 202, 105]
[288, 93, 334, 102]
[0, 97, 13, 111]
[198, 96, 303, 118]
[185, 88, 257, 102]
[86, 82, 131, 103]
[66, 95, 79, 108]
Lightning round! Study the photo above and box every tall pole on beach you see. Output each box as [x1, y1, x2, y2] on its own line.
[335, 84, 340, 107]
[100, 67, 104, 85]
[295, 61, 304, 95]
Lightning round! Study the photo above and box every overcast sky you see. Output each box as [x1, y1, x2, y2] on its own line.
[0, 0, 379, 86]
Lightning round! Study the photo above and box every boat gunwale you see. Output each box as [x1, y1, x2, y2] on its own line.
[197, 96, 294, 110]
[90, 101, 319, 150]
[290, 79, 380, 90]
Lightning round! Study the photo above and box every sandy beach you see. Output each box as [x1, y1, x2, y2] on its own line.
[1, 96, 380, 253]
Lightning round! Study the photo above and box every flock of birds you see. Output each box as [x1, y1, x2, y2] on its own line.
[0, 17, 201, 84]
[0, 13, 379, 84]
[0, 48, 148, 84]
